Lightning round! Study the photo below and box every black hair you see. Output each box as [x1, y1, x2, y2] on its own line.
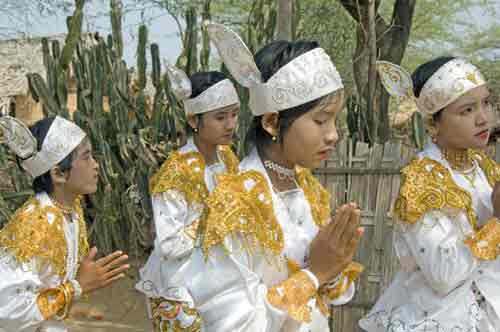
[22, 117, 75, 194]
[411, 56, 456, 121]
[185, 71, 228, 135]
[245, 40, 327, 153]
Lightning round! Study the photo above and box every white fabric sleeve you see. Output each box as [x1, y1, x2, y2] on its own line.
[399, 211, 478, 295]
[152, 190, 198, 259]
[184, 237, 289, 332]
[0, 253, 46, 332]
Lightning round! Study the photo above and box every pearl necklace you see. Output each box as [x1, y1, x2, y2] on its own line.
[263, 160, 296, 181]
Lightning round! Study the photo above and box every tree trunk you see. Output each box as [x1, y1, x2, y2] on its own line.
[278, 0, 293, 40]
[366, 0, 377, 142]
[338, 0, 416, 143]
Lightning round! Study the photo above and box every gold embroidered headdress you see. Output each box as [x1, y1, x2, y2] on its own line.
[0, 116, 86, 177]
[376, 59, 486, 117]
[165, 64, 240, 115]
[206, 22, 344, 116]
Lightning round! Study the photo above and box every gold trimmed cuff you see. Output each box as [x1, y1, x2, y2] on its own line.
[36, 282, 75, 320]
[317, 262, 364, 316]
[267, 270, 317, 322]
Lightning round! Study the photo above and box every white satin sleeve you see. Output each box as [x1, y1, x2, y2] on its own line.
[152, 190, 200, 259]
[185, 237, 289, 332]
[398, 210, 478, 295]
[0, 252, 45, 332]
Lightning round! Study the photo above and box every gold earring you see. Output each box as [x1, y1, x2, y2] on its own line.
[194, 128, 198, 133]
[272, 135, 277, 141]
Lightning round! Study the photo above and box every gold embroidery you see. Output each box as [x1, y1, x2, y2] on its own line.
[472, 150, 500, 187]
[317, 262, 364, 316]
[287, 258, 364, 318]
[150, 151, 209, 204]
[150, 297, 202, 332]
[202, 166, 332, 255]
[218, 145, 239, 174]
[465, 218, 500, 260]
[394, 151, 500, 229]
[267, 271, 317, 322]
[393, 157, 477, 228]
[36, 282, 75, 320]
[202, 170, 284, 256]
[296, 167, 331, 227]
[0, 197, 88, 278]
[150, 145, 239, 242]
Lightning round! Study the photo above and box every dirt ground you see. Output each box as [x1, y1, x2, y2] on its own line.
[67, 263, 151, 332]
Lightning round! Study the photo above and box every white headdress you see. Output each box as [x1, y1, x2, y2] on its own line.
[0, 116, 86, 177]
[206, 22, 344, 116]
[376, 58, 486, 117]
[165, 64, 240, 115]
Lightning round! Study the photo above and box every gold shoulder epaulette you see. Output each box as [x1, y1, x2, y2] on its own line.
[393, 157, 477, 228]
[149, 150, 209, 205]
[201, 170, 284, 256]
[0, 197, 88, 278]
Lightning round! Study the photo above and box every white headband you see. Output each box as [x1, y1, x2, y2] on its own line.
[377, 58, 486, 117]
[0, 116, 86, 177]
[206, 22, 344, 116]
[165, 65, 240, 115]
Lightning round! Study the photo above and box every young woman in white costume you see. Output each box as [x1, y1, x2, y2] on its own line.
[359, 57, 500, 332]
[0, 116, 129, 332]
[135, 68, 240, 332]
[180, 22, 365, 332]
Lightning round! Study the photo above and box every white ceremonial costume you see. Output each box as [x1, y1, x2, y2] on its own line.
[359, 142, 500, 332]
[135, 63, 240, 332]
[0, 116, 88, 332]
[136, 138, 239, 331]
[175, 22, 363, 332]
[359, 58, 500, 332]
[183, 148, 362, 332]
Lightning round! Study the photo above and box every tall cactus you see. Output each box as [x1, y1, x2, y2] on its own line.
[110, 0, 123, 59]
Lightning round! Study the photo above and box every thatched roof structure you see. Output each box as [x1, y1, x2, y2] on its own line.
[0, 34, 66, 98]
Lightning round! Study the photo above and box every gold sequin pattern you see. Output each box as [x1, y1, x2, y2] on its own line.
[267, 270, 317, 322]
[150, 151, 209, 204]
[472, 150, 500, 187]
[149, 146, 239, 203]
[464, 217, 500, 260]
[218, 145, 239, 174]
[150, 297, 202, 332]
[393, 157, 477, 228]
[0, 197, 89, 279]
[202, 170, 285, 256]
[296, 167, 331, 227]
[202, 166, 333, 255]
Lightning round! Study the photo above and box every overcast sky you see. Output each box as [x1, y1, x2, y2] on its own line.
[1, 0, 499, 65]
